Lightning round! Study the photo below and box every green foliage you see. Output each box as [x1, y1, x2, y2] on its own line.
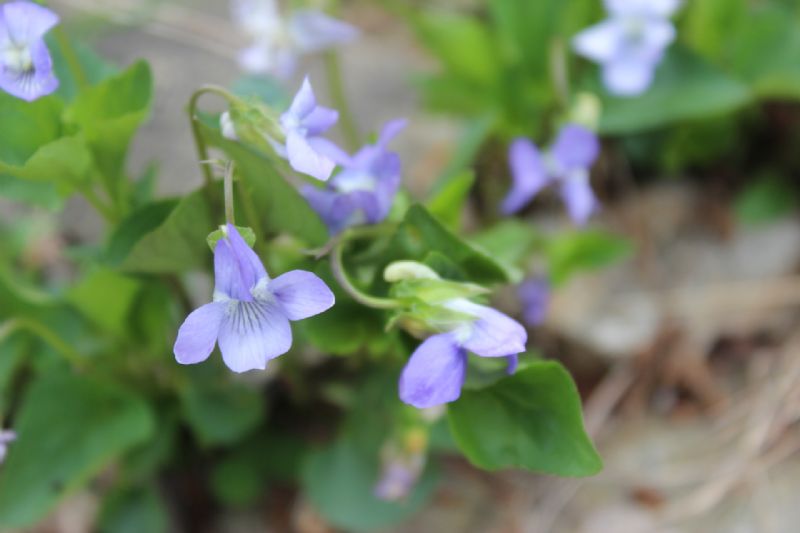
[734, 173, 797, 225]
[98, 486, 169, 533]
[0, 372, 154, 528]
[66, 267, 142, 337]
[546, 229, 632, 286]
[448, 361, 602, 476]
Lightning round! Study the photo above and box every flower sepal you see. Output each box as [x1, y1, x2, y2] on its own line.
[206, 224, 256, 252]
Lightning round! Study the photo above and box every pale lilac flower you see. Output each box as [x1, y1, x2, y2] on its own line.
[573, 0, 680, 96]
[220, 111, 237, 141]
[272, 77, 339, 181]
[518, 278, 550, 327]
[374, 453, 424, 502]
[501, 124, 600, 225]
[0, 1, 59, 101]
[302, 119, 406, 234]
[399, 299, 527, 408]
[0, 429, 15, 464]
[232, 0, 358, 79]
[173, 224, 334, 373]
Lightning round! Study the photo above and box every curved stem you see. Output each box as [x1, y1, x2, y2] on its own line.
[187, 85, 240, 189]
[223, 160, 236, 224]
[0, 318, 84, 369]
[330, 226, 400, 310]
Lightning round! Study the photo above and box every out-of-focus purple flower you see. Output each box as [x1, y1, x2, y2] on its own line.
[518, 277, 550, 327]
[231, 0, 358, 79]
[173, 224, 334, 373]
[302, 119, 406, 234]
[274, 77, 339, 181]
[0, 1, 59, 101]
[573, 0, 680, 96]
[220, 111, 237, 141]
[374, 452, 424, 502]
[501, 124, 600, 225]
[0, 429, 15, 464]
[399, 299, 527, 408]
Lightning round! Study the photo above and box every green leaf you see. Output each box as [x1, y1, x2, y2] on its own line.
[231, 74, 289, 108]
[66, 267, 142, 337]
[49, 36, 119, 102]
[448, 361, 602, 476]
[599, 47, 752, 134]
[64, 61, 153, 195]
[121, 186, 216, 273]
[546, 229, 632, 286]
[734, 173, 797, 225]
[98, 486, 169, 533]
[206, 225, 256, 252]
[303, 436, 439, 532]
[104, 199, 179, 266]
[470, 220, 540, 277]
[197, 120, 328, 246]
[0, 135, 94, 197]
[426, 170, 475, 230]
[180, 380, 265, 446]
[414, 11, 498, 86]
[396, 204, 511, 284]
[0, 372, 155, 527]
[0, 174, 60, 209]
[0, 91, 62, 166]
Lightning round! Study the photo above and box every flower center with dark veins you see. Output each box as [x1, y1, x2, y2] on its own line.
[2, 43, 33, 74]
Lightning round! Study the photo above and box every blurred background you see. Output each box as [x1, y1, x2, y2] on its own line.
[3, 0, 800, 531]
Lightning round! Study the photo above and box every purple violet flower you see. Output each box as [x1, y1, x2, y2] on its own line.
[0, 429, 15, 464]
[518, 277, 550, 327]
[573, 0, 680, 96]
[302, 118, 407, 235]
[232, 0, 358, 79]
[501, 124, 600, 225]
[273, 77, 339, 181]
[399, 299, 527, 409]
[173, 224, 334, 373]
[374, 454, 424, 502]
[0, 1, 59, 101]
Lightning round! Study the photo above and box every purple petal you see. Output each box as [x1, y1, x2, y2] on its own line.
[231, 0, 279, 36]
[518, 278, 550, 327]
[399, 333, 467, 408]
[501, 138, 550, 215]
[217, 301, 291, 372]
[288, 9, 359, 53]
[302, 105, 338, 136]
[451, 300, 527, 358]
[268, 270, 335, 321]
[0, 38, 58, 101]
[572, 19, 622, 63]
[602, 57, 657, 96]
[174, 302, 225, 365]
[237, 42, 272, 74]
[376, 118, 408, 148]
[309, 137, 351, 166]
[286, 131, 335, 181]
[1, 2, 59, 43]
[551, 124, 599, 171]
[284, 76, 316, 121]
[560, 172, 598, 225]
[213, 224, 268, 301]
[506, 354, 519, 374]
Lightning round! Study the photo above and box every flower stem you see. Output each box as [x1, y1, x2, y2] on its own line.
[0, 318, 84, 369]
[549, 37, 571, 110]
[223, 160, 236, 224]
[82, 186, 118, 223]
[330, 226, 400, 310]
[324, 51, 359, 151]
[54, 27, 88, 89]
[187, 85, 240, 190]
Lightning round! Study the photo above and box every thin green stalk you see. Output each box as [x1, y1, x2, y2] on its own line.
[54, 27, 88, 89]
[549, 37, 571, 110]
[187, 85, 240, 189]
[223, 160, 236, 224]
[0, 318, 84, 369]
[324, 52, 359, 151]
[83, 186, 118, 223]
[330, 226, 400, 310]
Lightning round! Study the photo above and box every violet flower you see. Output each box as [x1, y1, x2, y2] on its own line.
[399, 299, 527, 409]
[173, 224, 334, 373]
[518, 278, 550, 327]
[573, 0, 680, 96]
[0, 1, 59, 101]
[302, 118, 406, 235]
[374, 453, 424, 502]
[272, 77, 339, 181]
[0, 429, 15, 464]
[231, 0, 358, 79]
[501, 124, 600, 225]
